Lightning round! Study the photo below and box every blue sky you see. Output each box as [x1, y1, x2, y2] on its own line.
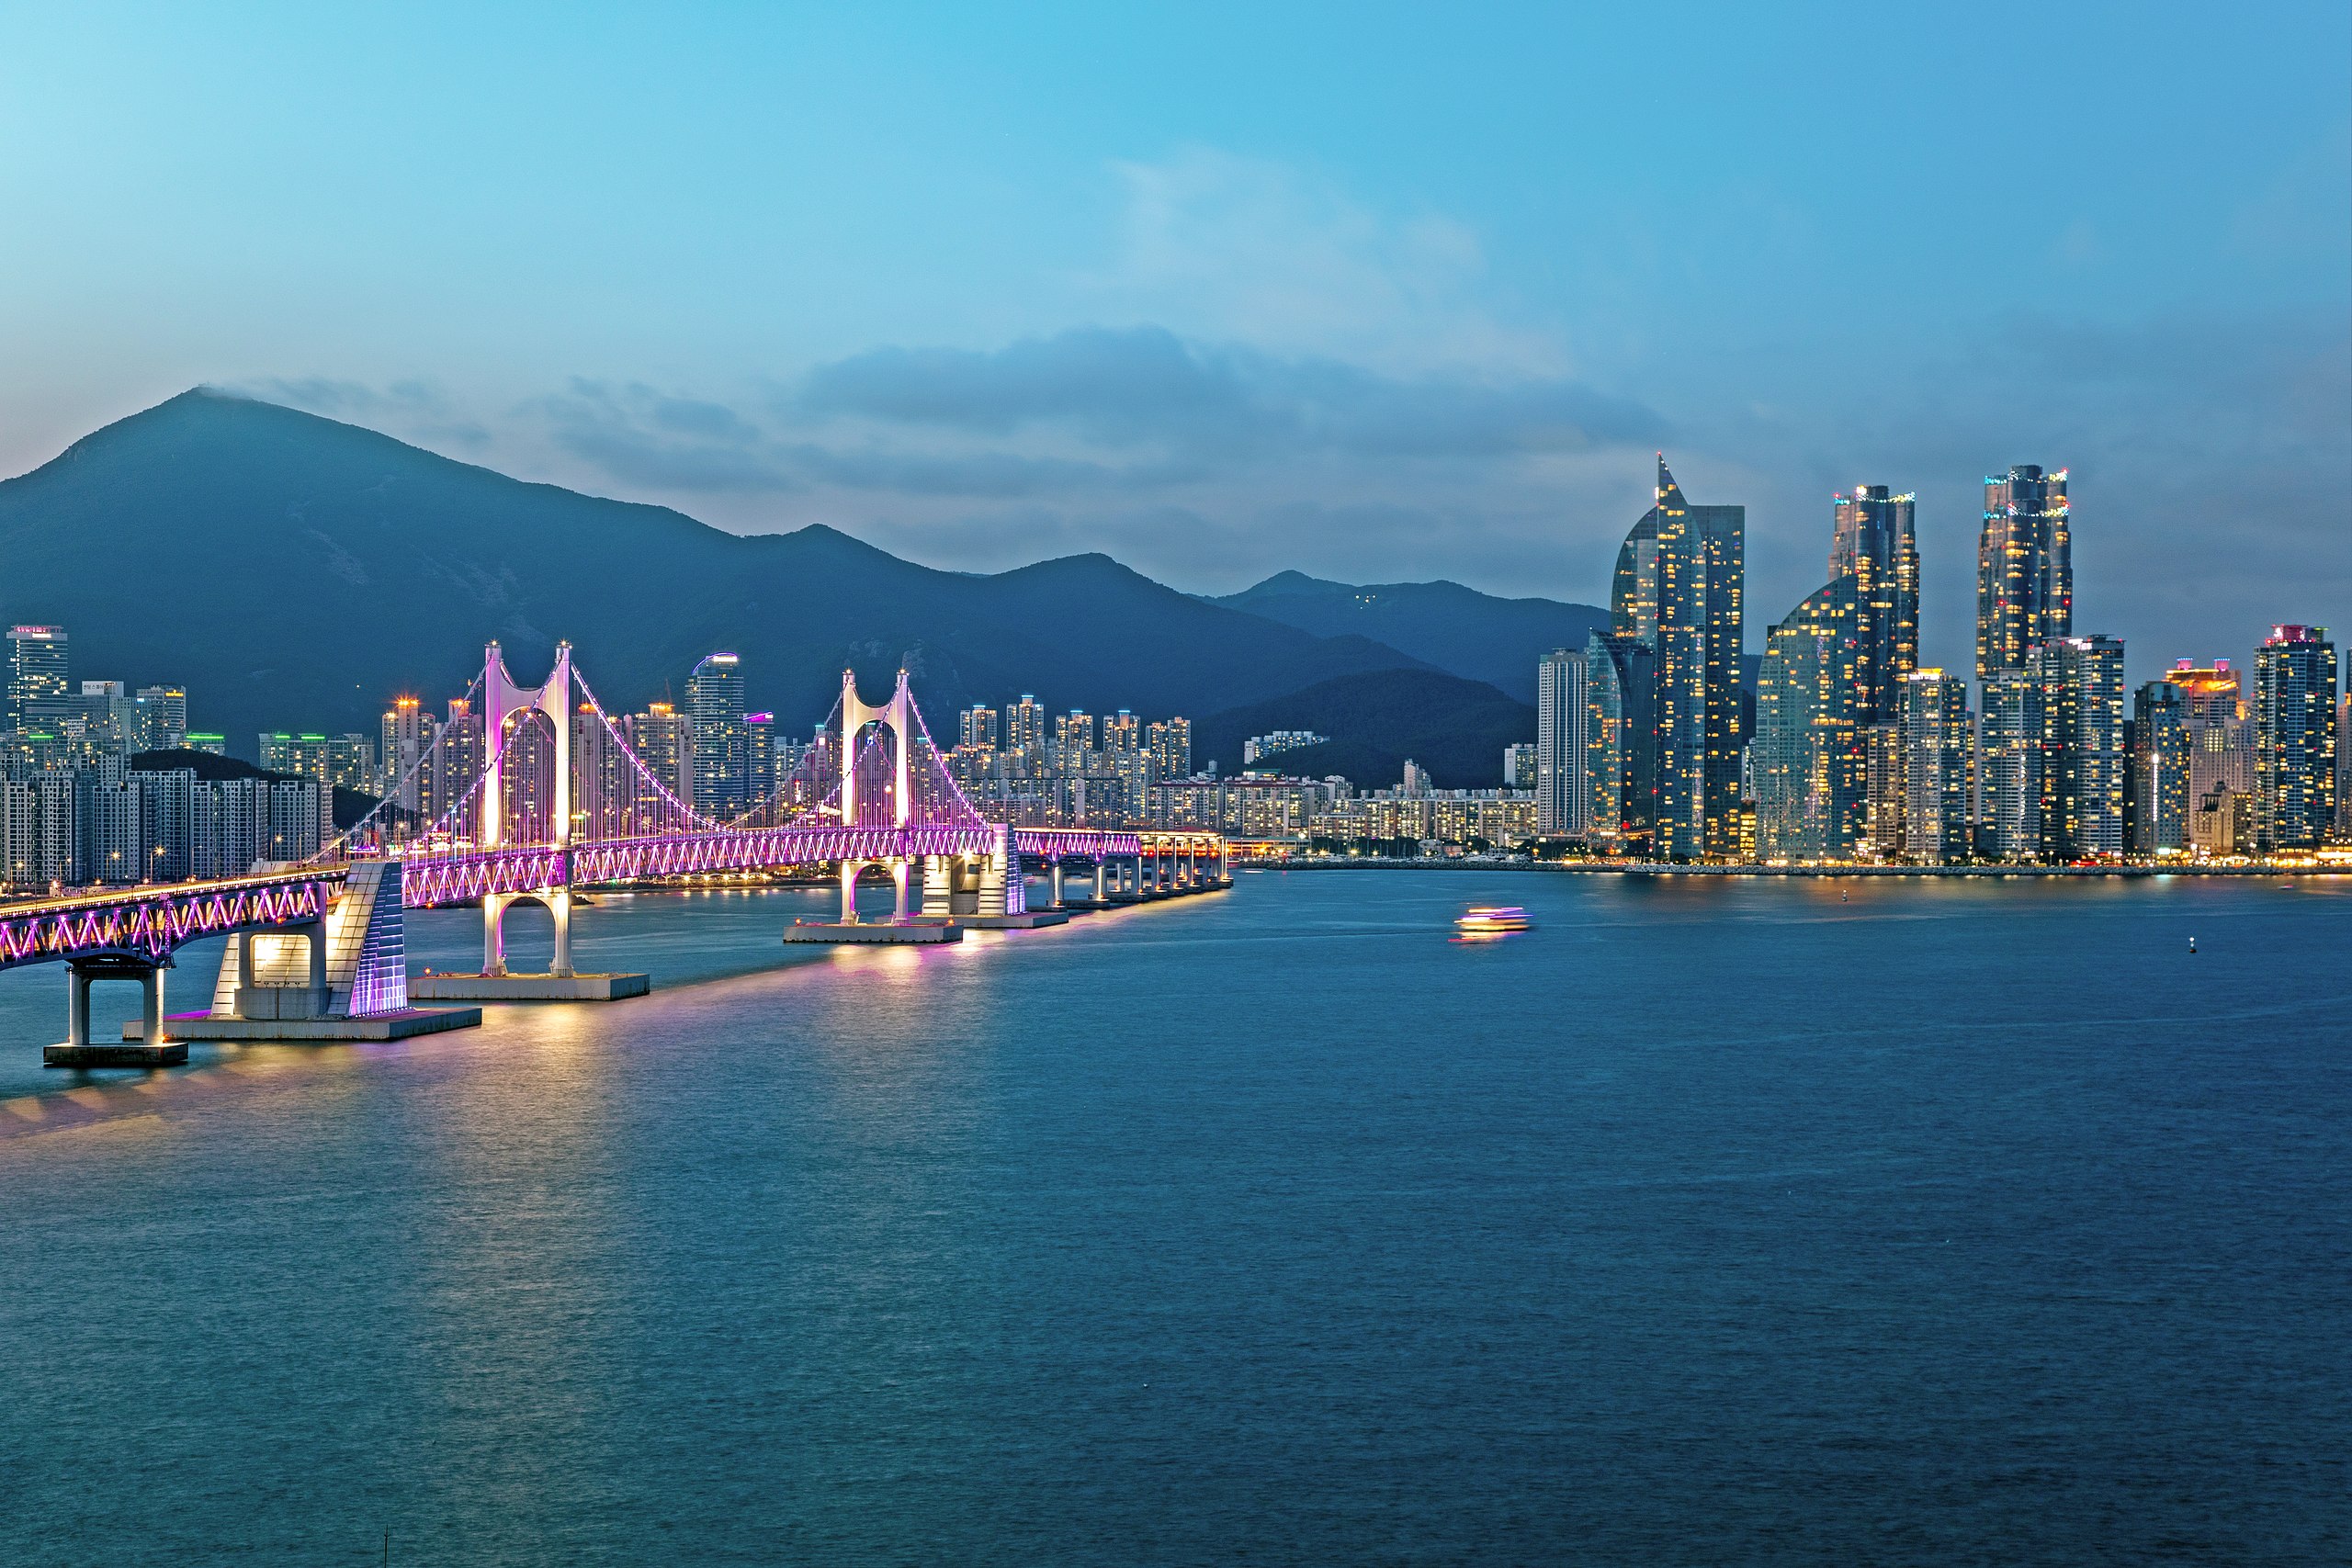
[2, 3, 2346, 679]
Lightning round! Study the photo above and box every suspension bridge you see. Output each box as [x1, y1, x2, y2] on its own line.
[1, 641, 1227, 1066]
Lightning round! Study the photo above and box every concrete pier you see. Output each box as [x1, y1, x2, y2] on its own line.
[410, 972, 650, 1001]
[47, 1042, 187, 1068]
[952, 911, 1069, 930]
[784, 920, 963, 945]
[126, 1008, 482, 1043]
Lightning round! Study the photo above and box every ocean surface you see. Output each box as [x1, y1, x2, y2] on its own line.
[0, 871, 2346, 1565]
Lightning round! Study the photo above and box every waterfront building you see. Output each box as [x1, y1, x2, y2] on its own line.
[1976, 466, 2071, 680]
[1582, 630, 1657, 852]
[1861, 725, 1906, 862]
[2341, 693, 2352, 838]
[1535, 647, 1588, 835]
[2127, 682, 2190, 856]
[686, 652, 748, 817]
[2165, 660, 2255, 805]
[1753, 578, 1862, 862]
[6, 625, 67, 732]
[1607, 457, 1742, 858]
[432, 698, 484, 829]
[621, 703, 692, 820]
[1900, 671, 1973, 865]
[745, 712, 778, 809]
[1830, 485, 1921, 722]
[2030, 635, 2126, 861]
[2252, 625, 2338, 851]
[2191, 784, 2255, 858]
[1978, 669, 2044, 863]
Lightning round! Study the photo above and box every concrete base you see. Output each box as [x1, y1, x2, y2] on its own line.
[955, 911, 1069, 929]
[1054, 898, 1112, 912]
[784, 921, 964, 945]
[411, 973, 650, 1001]
[124, 1008, 483, 1043]
[47, 1042, 188, 1068]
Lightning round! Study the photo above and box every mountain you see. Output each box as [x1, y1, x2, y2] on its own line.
[1208, 570, 1608, 703]
[0, 390, 1431, 754]
[1195, 669, 1535, 790]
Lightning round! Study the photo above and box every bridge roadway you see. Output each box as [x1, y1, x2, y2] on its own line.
[0, 824, 1227, 1063]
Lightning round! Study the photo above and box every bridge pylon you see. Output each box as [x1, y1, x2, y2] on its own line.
[480, 639, 576, 976]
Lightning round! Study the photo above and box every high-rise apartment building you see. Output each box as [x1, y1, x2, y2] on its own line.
[2165, 660, 2255, 804]
[380, 696, 435, 811]
[1900, 671, 1973, 865]
[6, 626, 67, 731]
[135, 685, 187, 751]
[1583, 631, 1656, 852]
[1054, 710, 1094, 772]
[1753, 579, 1862, 862]
[1978, 669, 2043, 863]
[2252, 625, 2338, 851]
[1830, 486, 1920, 722]
[1610, 457, 1743, 859]
[1146, 718, 1192, 782]
[960, 705, 999, 750]
[1976, 466, 2071, 680]
[1006, 695, 1046, 776]
[2127, 681, 2190, 856]
[2030, 636, 2126, 861]
[686, 652, 747, 817]
[1535, 647, 1588, 836]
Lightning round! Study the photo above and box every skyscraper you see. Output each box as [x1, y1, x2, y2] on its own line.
[2165, 660, 2255, 804]
[2031, 635, 2126, 861]
[2127, 681, 2189, 856]
[1582, 630, 1656, 852]
[1978, 670, 2043, 863]
[686, 652, 747, 817]
[1976, 466, 2071, 681]
[959, 705, 999, 750]
[1146, 718, 1191, 783]
[135, 685, 187, 750]
[6, 626, 67, 731]
[2252, 625, 2338, 852]
[1753, 578, 1862, 862]
[1006, 695, 1046, 777]
[1535, 647, 1588, 836]
[1611, 457, 1743, 860]
[1900, 671, 1973, 865]
[1830, 486, 1920, 722]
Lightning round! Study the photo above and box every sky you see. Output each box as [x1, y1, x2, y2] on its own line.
[2, 2, 2346, 682]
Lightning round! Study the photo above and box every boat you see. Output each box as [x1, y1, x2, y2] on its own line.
[1455, 905, 1532, 935]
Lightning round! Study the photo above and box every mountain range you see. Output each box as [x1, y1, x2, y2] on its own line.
[0, 390, 1589, 781]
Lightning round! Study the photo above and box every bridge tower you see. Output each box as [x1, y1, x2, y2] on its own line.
[480, 639, 575, 976]
[835, 667, 915, 922]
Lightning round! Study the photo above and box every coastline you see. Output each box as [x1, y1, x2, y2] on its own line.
[1237, 858, 2347, 878]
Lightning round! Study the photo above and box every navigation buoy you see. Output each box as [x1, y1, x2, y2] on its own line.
[2188, 936, 2198, 954]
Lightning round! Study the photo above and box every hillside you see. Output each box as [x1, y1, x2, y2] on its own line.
[1195, 669, 1536, 790]
[1209, 571, 1607, 703]
[0, 391, 1428, 753]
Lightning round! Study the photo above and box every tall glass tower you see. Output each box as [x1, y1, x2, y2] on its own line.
[6, 626, 67, 732]
[1535, 647, 1588, 836]
[2253, 625, 2338, 851]
[686, 651, 748, 817]
[1829, 486, 1919, 725]
[1612, 457, 1743, 860]
[1753, 578, 1861, 862]
[1976, 466, 2072, 681]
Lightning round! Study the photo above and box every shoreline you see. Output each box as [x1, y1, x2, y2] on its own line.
[1238, 859, 2346, 878]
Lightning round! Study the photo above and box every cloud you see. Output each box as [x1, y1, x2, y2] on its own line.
[793, 326, 1666, 462]
[1088, 147, 1555, 376]
[225, 376, 491, 447]
[533, 379, 801, 494]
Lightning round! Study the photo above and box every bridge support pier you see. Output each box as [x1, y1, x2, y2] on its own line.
[415, 886, 644, 1002]
[49, 954, 185, 1068]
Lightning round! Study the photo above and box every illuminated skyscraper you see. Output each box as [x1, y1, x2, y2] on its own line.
[1582, 631, 1655, 852]
[2165, 660, 2254, 803]
[1900, 671, 1973, 865]
[380, 696, 432, 811]
[135, 685, 187, 751]
[2127, 681, 2189, 855]
[1610, 457, 1743, 859]
[2030, 635, 2126, 861]
[959, 705, 999, 750]
[1976, 466, 2071, 680]
[2252, 625, 2338, 851]
[1146, 717, 1192, 782]
[1830, 486, 1920, 723]
[1006, 695, 1046, 776]
[1753, 579, 1862, 862]
[1979, 669, 2043, 863]
[6, 626, 67, 731]
[1535, 647, 1589, 836]
[686, 652, 747, 816]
